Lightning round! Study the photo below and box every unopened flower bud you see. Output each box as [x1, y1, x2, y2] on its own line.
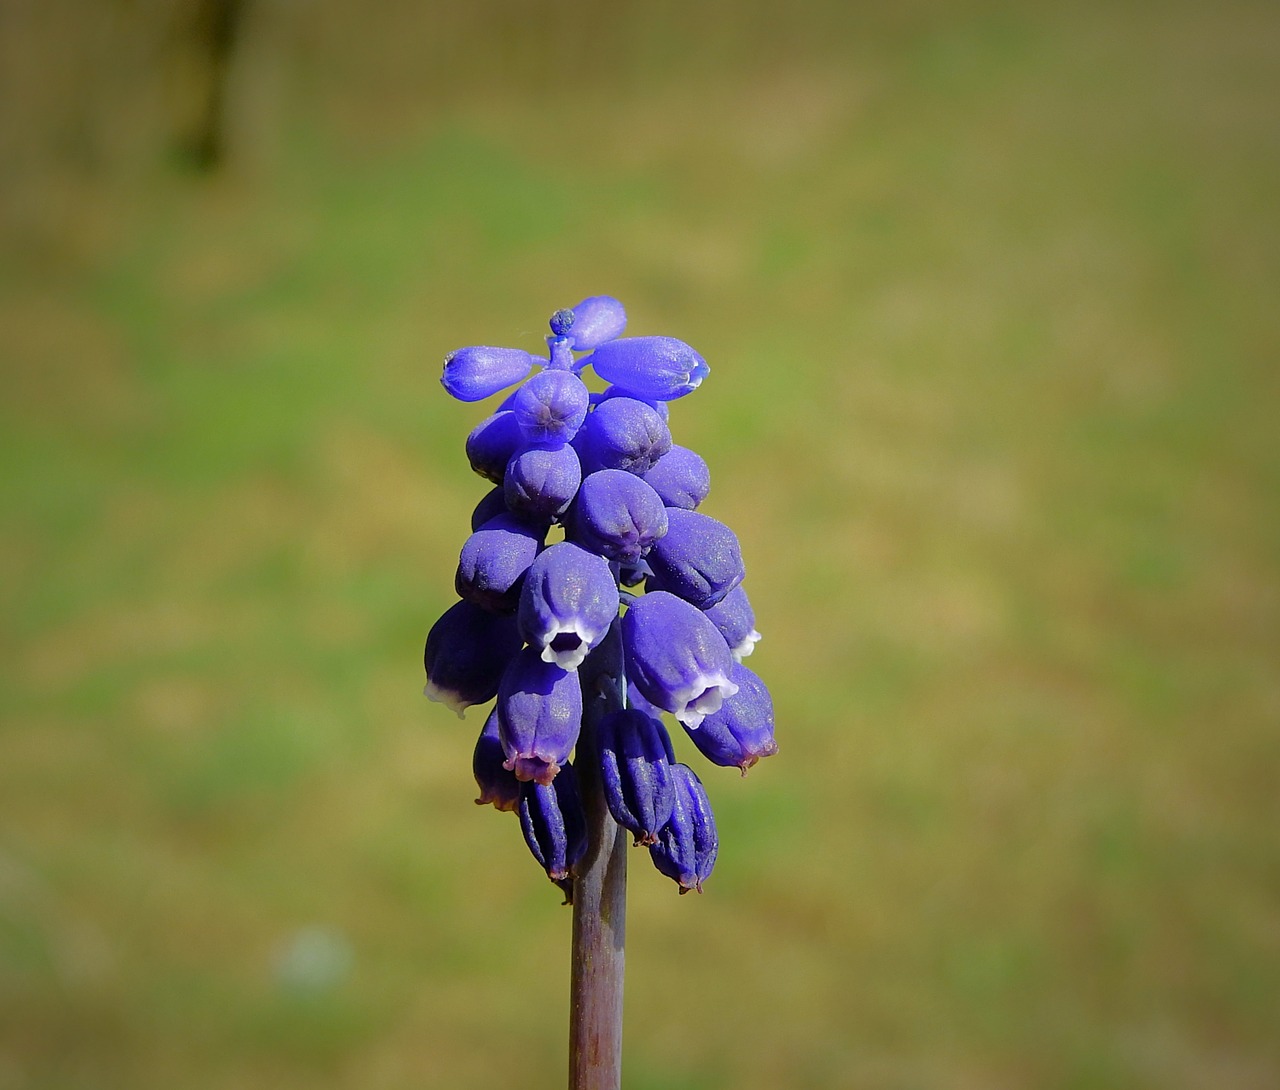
[466, 410, 526, 484]
[455, 514, 544, 614]
[642, 444, 710, 510]
[566, 295, 627, 351]
[569, 469, 668, 564]
[701, 584, 760, 661]
[584, 336, 708, 401]
[510, 370, 590, 446]
[423, 599, 522, 716]
[576, 396, 672, 476]
[442, 346, 537, 402]
[504, 443, 582, 520]
[645, 508, 745, 609]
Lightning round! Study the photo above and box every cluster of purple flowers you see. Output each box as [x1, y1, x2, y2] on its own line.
[423, 296, 776, 899]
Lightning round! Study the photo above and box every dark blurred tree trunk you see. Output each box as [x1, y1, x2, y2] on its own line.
[174, 0, 247, 171]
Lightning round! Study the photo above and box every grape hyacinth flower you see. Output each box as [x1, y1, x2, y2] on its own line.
[421, 297, 776, 1087]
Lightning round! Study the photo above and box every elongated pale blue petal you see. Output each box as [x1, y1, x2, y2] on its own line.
[497, 648, 583, 785]
[642, 444, 710, 510]
[566, 295, 627, 351]
[569, 469, 668, 564]
[576, 396, 672, 476]
[442, 346, 537, 402]
[648, 763, 717, 893]
[584, 336, 708, 401]
[645, 508, 744, 609]
[423, 599, 522, 717]
[622, 590, 738, 728]
[683, 662, 776, 773]
[455, 514, 544, 614]
[518, 542, 619, 670]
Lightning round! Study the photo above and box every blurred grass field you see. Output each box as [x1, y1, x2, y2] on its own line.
[2, 1, 1278, 1087]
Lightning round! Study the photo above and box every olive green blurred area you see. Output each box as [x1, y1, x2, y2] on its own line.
[3, 0, 1278, 1087]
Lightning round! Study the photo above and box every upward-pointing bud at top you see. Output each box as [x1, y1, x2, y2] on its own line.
[441, 346, 538, 402]
[584, 336, 709, 402]
[565, 295, 627, 351]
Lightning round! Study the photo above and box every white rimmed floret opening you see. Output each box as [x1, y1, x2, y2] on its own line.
[422, 680, 469, 719]
[671, 672, 740, 730]
[730, 628, 762, 662]
[537, 620, 599, 671]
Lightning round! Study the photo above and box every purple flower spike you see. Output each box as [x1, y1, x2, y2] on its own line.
[442, 345, 537, 402]
[473, 709, 521, 811]
[510, 370, 590, 446]
[466, 410, 526, 484]
[576, 396, 673, 476]
[645, 508, 745, 609]
[423, 599, 522, 717]
[584, 336, 709, 401]
[470, 485, 509, 532]
[642, 444, 710, 510]
[519, 763, 588, 889]
[702, 584, 761, 661]
[566, 295, 627, 351]
[497, 648, 583, 785]
[569, 469, 668, 564]
[649, 763, 718, 894]
[683, 662, 777, 774]
[622, 591, 738, 729]
[505, 443, 582, 521]
[518, 542, 619, 671]
[597, 708, 677, 845]
[455, 514, 544, 614]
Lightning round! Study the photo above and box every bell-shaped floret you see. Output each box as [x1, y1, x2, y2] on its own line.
[683, 662, 776, 774]
[701, 584, 760, 661]
[648, 763, 718, 893]
[518, 542, 619, 671]
[642, 444, 710, 510]
[504, 443, 582, 521]
[568, 469, 668, 564]
[566, 295, 627, 351]
[645, 508, 745, 609]
[473, 709, 521, 811]
[466, 410, 526, 484]
[519, 762, 588, 891]
[575, 396, 672, 476]
[442, 346, 537, 402]
[509, 370, 590, 446]
[597, 708, 677, 845]
[455, 513, 544, 614]
[497, 648, 583, 785]
[583, 336, 708, 401]
[423, 599, 522, 717]
[622, 590, 738, 729]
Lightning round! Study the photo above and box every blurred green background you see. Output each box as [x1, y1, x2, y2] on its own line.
[2, 1, 1278, 1087]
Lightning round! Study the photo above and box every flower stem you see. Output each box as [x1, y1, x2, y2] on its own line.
[569, 620, 628, 1090]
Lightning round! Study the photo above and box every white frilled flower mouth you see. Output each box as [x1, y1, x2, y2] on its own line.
[730, 628, 762, 662]
[672, 672, 740, 730]
[423, 680, 468, 719]
[537, 621, 601, 671]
